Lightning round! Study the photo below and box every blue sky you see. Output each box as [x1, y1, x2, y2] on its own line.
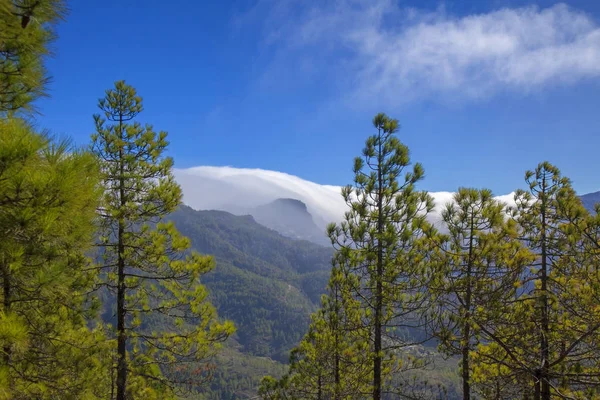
[36, 0, 600, 195]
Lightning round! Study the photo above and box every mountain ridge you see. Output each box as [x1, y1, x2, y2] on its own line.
[251, 198, 329, 246]
[581, 190, 600, 212]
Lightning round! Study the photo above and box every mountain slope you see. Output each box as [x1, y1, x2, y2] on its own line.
[581, 190, 600, 213]
[167, 206, 332, 361]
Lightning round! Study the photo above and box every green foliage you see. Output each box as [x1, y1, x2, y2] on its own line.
[430, 188, 534, 399]
[471, 163, 600, 399]
[91, 81, 234, 398]
[0, 117, 109, 399]
[260, 265, 372, 399]
[0, 0, 66, 113]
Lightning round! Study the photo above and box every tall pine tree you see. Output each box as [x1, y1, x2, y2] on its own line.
[327, 113, 435, 399]
[91, 81, 234, 399]
[430, 188, 533, 400]
[0, 118, 109, 399]
[471, 163, 600, 399]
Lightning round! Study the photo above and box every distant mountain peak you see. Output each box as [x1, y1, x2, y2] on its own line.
[580, 190, 600, 213]
[251, 198, 329, 246]
[270, 198, 309, 212]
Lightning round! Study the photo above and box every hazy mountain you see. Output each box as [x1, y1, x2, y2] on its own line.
[174, 166, 345, 230]
[251, 198, 329, 246]
[581, 190, 600, 212]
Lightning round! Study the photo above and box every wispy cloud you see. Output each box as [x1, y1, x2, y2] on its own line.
[239, 1, 600, 106]
[174, 166, 515, 229]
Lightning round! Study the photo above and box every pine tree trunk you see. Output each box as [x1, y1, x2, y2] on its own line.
[116, 219, 127, 400]
[540, 176, 550, 400]
[373, 129, 384, 400]
[116, 117, 128, 400]
[334, 314, 340, 400]
[334, 353, 340, 400]
[462, 301, 472, 399]
[462, 216, 475, 400]
[374, 278, 382, 400]
[317, 373, 322, 400]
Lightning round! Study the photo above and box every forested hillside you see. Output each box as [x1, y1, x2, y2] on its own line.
[168, 206, 332, 360]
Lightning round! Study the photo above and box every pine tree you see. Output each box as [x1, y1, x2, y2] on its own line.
[91, 81, 234, 399]
[430, 188, 533, 400]
[0, 117, 110, 399]
[471, 162, 600, 399]
[260, 264, 371, 400]
[0, 0, 66, 113]
[0, 2, 112, 397]
[553, 180, 600, 397]
[327, 113, 435, 399]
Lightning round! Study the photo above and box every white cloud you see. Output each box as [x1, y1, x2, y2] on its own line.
[174, 166, 515, 230]
[244, 1, 600, 105]
[174, 166, 345, 227]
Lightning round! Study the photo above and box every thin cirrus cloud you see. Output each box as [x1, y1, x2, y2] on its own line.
[242, 1, 600, 105]
[173, 166, 516, 230]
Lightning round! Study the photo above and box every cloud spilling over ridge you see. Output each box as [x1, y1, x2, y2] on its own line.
[174, 166, 515, 229]
[174, 166, 345, 227]
[240, 1, 600, 105]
